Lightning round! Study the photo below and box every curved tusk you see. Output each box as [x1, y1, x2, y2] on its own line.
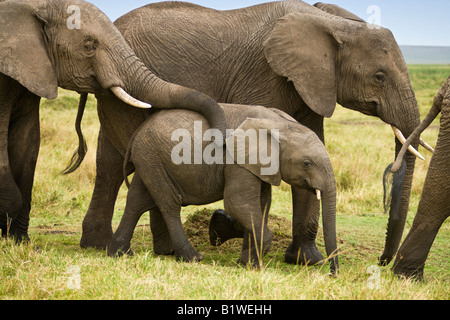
[316, 189, 321, 201]
[391, 126, 425, 161]
[420, 138, 435, 153]
[110, 86, 152, 109]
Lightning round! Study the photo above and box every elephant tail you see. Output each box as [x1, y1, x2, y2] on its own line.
[62, 93, 88, 175]
[383, 160, 407, 220]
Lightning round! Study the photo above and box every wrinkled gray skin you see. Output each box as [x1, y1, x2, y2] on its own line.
[81, 0, 420, 267]
[390, 76, 450, 280]
[108, 104, 338, 273]
[0, 0, 226, 241]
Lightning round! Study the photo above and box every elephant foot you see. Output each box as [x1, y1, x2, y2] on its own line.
[1, 214, 30, 243]
[209, 209, 245, 246]
[152, 231, 175, 256]
[378, 254, 393, 267]
[284, 241, 324, 266]
[80, 217, 113, 249]
[1, 226, 29, 244]
[107, 241, 134, 258]
[175, 243, 203, 263]
[237, 257, 263, 269]
[392, 260, 424, 282]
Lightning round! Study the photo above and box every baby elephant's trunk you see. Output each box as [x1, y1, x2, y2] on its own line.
[321, 176, 339, 275]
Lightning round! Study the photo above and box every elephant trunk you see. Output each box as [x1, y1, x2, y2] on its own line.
[321, 180, 338, 274]
[391, 91, 443, 173]
[379, 91, 421, 265]
[116, 54, 228, 140]
[317, 159, 339, 275]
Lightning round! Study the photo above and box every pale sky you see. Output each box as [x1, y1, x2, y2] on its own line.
[89, 0, 450, 47]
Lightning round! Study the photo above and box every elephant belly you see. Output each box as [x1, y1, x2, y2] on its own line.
[167, 163, 226, 207]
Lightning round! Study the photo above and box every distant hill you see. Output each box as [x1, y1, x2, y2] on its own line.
[400, 46, 450, 64]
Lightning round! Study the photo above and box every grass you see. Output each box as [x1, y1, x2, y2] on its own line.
[1, 65, 449, 300]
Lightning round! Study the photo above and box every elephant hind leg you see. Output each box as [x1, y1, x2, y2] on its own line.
[150, 207, 174, 256]
[81, 129, 123, 249]
[108, 174, 156, 257]
[135, 161, 202, 262]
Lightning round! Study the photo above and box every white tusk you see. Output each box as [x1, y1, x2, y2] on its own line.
[420, 138, 435, 153]
[391, 126, 425, 161]
[110, 86, 152, 109]
[316, 189, 321, 201]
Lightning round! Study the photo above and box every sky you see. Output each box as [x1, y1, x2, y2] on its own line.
[89, 0, 450, 47]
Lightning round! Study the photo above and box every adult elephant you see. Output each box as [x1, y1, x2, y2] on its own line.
[0, 0, 226, 241]
[389, 76, 450, 280]
[79, 0, 422, 266]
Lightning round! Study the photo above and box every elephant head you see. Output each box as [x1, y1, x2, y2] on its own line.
[264, 10, 423, 264]
[227, 117, 338, 273]
[0, 0, 227, 229]
[0, 0, 226, 132]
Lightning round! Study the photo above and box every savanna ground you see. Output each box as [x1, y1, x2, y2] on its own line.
[0, 65, 449, 300]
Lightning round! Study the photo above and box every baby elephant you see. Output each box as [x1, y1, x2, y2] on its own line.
[108, 104, 338, 273]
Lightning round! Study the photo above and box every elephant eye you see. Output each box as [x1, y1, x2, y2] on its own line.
[82, 37, 99, 56]
[303, 160, 312, 168]
[375, 72, 386, 83]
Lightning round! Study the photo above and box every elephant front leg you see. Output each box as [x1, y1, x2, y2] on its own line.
[0, 89, 22, 224]
[6, 93, 41, 242]
[81, 130, 123, 249]
[284, 186, 324, 266]
[224, 167, 272, 268]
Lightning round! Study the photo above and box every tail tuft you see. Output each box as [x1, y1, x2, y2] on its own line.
[383, 160, 407, 220]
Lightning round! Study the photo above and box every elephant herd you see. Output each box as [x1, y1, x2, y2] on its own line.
[0, 0, 447, 281]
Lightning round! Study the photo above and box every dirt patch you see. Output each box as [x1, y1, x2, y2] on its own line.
[184, 208, 292, 250]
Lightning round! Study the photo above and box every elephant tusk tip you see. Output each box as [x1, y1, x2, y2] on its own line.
[110, 86, 152, 109]
[408, 145, 425, 161]
[420, 138, 435, 154]
[391, 126, 425, 161]
[316, 189, 321, 201]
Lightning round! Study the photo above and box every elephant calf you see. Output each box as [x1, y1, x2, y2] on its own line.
[108, 104, 338, 273]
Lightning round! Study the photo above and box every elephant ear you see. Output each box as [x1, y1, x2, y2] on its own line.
[313, 2, 366, 22]
[0, 1, 58, 99]
[226, 117, 285, 186]
[263, 13, 343, 118]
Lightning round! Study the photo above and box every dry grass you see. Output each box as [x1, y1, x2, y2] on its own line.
[0, 66, 449, 300]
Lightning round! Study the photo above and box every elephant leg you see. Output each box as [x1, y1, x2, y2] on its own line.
[209, 183, 271, 246]
[393, 112, 450, 280]
[284, 186, 324, 265]
[81, 129, 124, 249]
[108, 174, 155, 257]
[6, 92, 41, 242]
[0, 78, 23, 225]
[239, 183, 273, 268]
[379, 149, 416, 266]
[150, 207, 174, 255]
[136, 163, 202, 262]
[283, 111, 324, 265]
[224, 167, 272, 268]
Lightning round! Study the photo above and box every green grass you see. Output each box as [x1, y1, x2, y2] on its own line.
[1, 66, 449, 300]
